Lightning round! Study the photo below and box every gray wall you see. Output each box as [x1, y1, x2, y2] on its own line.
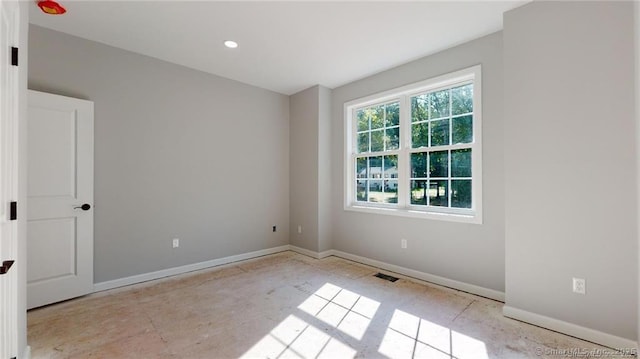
[331, 32, 505, 292]
[28, 25, 290, 283]
[317, 86, 332, 252]
[289, 86, 319, 251]
[504, 1, 637, 340]
[289, 85, 332, 252]
[636, 1, 640, 346]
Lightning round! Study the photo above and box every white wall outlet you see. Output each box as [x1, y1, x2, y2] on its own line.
[572, 277, 586, 294]
[172, 238, 179, 248]
[401, 238, 407, 249]
[297, 225, 302, 234]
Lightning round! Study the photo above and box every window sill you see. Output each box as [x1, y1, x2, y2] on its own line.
[344, 204, 482, 224]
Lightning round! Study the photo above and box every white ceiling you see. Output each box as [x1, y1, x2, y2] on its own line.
[29, 1, 528, 95]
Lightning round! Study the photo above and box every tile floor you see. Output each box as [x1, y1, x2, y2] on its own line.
[28, 251, 616, 358]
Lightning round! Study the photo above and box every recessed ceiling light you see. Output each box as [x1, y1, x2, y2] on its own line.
[224, 40, 238, 49]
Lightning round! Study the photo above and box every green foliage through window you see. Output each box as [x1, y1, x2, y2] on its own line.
[411, 83, 473, 149]
[356, 102, 401, 153]
[409, 149, 472, 208]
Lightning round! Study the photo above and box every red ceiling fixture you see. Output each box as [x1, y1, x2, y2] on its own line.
[37, 0, 66, 15]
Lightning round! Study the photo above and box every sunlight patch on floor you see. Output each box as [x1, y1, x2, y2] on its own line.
[240, 314, 356, 358]
[242, 283, 487, 359]
[242, 282, 378, 358]
[299, 283, 380, 341]
[379, 309, 488, 359]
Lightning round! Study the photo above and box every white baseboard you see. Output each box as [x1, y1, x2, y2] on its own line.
[289, 245, 333, 259]
[330, 250, 505, 302]
[93, 245, 290, 292]
[288, 245, 504, 302]
[21, 345, 31, 359]
[503, 306, 638, 350]
[94, 244, 502, 301]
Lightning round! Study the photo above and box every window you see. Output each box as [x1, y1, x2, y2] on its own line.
[344, 66, 482, 223]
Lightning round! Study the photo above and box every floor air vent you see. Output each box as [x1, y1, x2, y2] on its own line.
[374, 272, 399, 282]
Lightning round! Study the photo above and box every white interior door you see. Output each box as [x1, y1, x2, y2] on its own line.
[0, 0, 20, 356]
[27, 90, 94, 309]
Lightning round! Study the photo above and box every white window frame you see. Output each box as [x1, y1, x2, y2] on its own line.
[344, 65, 482, 224]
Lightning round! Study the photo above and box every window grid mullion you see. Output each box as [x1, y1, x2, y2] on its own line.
[409, 143, 472, 153]
[359, 149, 401, 157]
[447, 91, 453, 209]
[351, 109, 357, 204]
[399, 94, 410, 208]
[383, 104, 387, 152]
[426, 151, 430, 207]
[448, 150, 452, 208]
[427, 94, 432, 148]
[449, 89, 453, 147]
[366, 156, 370, 202]
[451, 112, 473, 120]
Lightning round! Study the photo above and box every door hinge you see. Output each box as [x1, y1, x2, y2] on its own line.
[11, 47, 18, 66]
[9, 201, 17, 221]
[0, 260, 14, 275]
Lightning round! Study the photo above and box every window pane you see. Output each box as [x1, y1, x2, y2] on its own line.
[451, 149, 471, 177]
[429, 180, 449, 207]
[369, 180, 383, 202]
[429, 151, 448, 178]
[371, 105, 385, 129]
[411, 180, 428, 205]
[451, 180, 472, 208]
[451, 84, 473, 115]
[385, 127, 399, 150]
[452, 115, 473, 144]
[383, 155, 398, 178]
[371, 130, 384, 152]
[369, 156, 382, 178]
[357, 132, 369, 153]
[430, 119, 450, 146]
[356, 180, 367, 202]
[429, 90, 450, 119]
[386, 102, 400, 126]
[411, 95, 428, 123]
[357, 109, 368, 131]
[383, 180, 398, 203]
[412, 122, 429, 148]
[411, 152, 427, 178]
[356, 157, 367, 178]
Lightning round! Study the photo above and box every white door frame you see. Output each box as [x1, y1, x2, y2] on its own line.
[0, 0, 21, 357]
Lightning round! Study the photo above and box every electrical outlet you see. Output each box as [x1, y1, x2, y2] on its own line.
[572, 277, 586, 294]
[172, 238, 179, 248]
[297, 225, 302, 234]
[272, 225, 276, 232]
[401, 238, 407, 249]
